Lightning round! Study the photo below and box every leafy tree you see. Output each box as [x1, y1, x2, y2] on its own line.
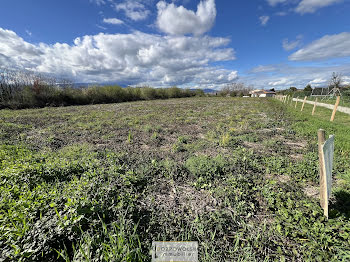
[289, 87, 297, 92]
[304, 84, 312, 92]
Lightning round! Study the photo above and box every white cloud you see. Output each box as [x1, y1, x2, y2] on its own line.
[0, 28, 43, 68]
[289, 32, 350, 61]
[228, 71, 238, 81]
[115, 1, 150, 21]
[343, 76, 350, 85]
[267, 0, 289, 6]
[309, 78, 327, 86]
[259, 16, 270, 26]
[268, 77, 294, 86]
[103, 18, 124, 25]
[90, 0, 106, 6]
[0, 27, 236, 88]
[243, 62, 350, 89]
[295, 0, 343, 14]
[282, 35, 302, 51]
[156, 0, 216, 36]
[25, 30, 32, 37]
[251, 65, 277, 73]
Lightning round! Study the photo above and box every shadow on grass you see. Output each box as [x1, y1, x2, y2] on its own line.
[329, 190, 350, 219]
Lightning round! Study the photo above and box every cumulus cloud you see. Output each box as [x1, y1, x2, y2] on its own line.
[156, 0, 216, 36]
[282, 35, 302, 51]
[0, 28, 43, 68]
[103, 18, 124, 25]
[259, 16, 270, 26]
[295, 0, 343, 14]
[228, 71, 238, 81]
[289, 32, 350, 61]
[115, 1, 150, 21]
[0, 27, 236, 88]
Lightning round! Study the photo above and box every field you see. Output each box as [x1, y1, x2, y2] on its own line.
[1, 97, 350, 261]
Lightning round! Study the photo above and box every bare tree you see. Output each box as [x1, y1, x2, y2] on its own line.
[221, 82, 253, 97]
[327, 72, 343, 97]
[329, 72, 343, 89]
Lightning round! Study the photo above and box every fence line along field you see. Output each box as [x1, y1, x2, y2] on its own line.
[1, 97, 350, 261]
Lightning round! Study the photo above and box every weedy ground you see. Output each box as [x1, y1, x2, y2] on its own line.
[0, 97, 349, 261]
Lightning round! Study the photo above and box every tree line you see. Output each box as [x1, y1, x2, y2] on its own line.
[0, 68, 204, 109]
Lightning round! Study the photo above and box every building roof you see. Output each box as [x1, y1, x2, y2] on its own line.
[250, 89, 276, 94]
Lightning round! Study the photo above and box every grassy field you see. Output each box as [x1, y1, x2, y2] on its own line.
[1, 97, 350, 261]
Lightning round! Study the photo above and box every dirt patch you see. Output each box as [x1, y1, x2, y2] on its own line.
[303, 185, 319, 198]
[144, 182, 218, 217]
[284, 141, 307, 150]
[277, 174, 291, 183]
[265, 174, 291, 183]
[243, 141, 264, 151]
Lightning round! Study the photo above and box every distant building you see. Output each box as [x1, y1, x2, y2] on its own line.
[311, 87, 329, 96]
[249, 89, 276, 97]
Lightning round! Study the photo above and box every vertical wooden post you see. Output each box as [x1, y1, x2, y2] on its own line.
[295, 96, 299, 108]
[312, 98, 318, 116]
[301, 96, 307, 111]
[330, 96, 341, 122]
[318, 129, 327, 218]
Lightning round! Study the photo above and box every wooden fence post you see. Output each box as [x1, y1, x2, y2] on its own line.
[312, 98, 318, 116]
[295, 96, 299, 109]
[301, 96, 307, 111]
[330, 96, 341, 122]
[318, 129, 327, 217]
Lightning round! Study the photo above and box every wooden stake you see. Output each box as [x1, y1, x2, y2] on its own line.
[295, 96, 299, 109]
[318, 129, 327, 218]
[301, 96, 307, 111]
[312, 98, 318, 116]
[330, 96, 341, 122]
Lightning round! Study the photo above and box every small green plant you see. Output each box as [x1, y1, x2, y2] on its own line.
[128, 131, 133, 143]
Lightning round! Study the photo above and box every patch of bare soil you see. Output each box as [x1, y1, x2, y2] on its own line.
[243, 141, 264, 151]
[143, 181, 218, 217]
[284, 141, 308, 150]
[265, 174, 291, 183]
[303, 185, 319, 198]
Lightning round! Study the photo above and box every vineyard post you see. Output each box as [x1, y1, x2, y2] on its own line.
[312, 98, 318, 116]
[330, 96, 341, 122]
[301, 96, 307, 111]
[295, 96, 299, 109]
[318, 129, 327, 218]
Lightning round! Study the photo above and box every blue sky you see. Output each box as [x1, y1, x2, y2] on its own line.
[1, 0, 350, 89]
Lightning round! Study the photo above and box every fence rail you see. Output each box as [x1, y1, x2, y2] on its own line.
[291, 98, 350, 115]
[275, 95, 350, 122]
